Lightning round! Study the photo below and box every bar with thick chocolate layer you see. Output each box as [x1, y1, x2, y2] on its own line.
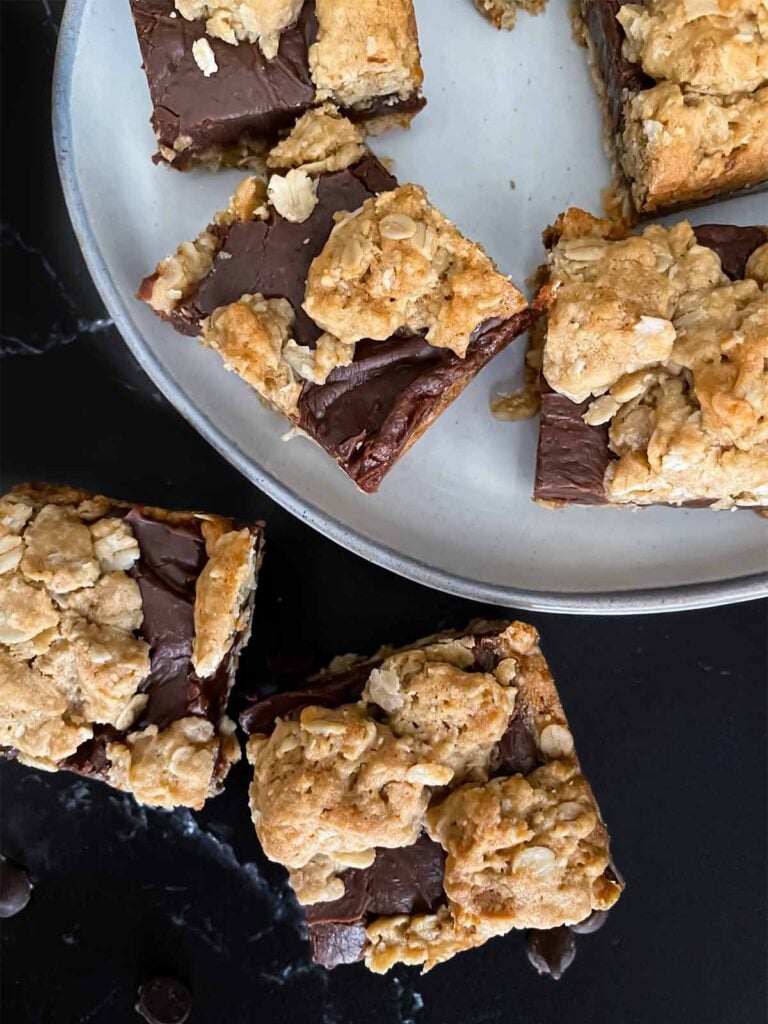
[129, 0, 425, 170]
[577, 0, 768, 218]
[240, 621, 623, 973]
[0, 483, 264, 809]
[534, 209, 768, 509]
[139, 107, 533, 492]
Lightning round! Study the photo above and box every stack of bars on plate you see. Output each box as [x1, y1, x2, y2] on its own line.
[134, 0, 768, 508]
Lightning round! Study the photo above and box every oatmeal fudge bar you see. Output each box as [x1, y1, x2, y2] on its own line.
[0, 483, 264, 809]
[533, 209, 768, 508]
[474, 0, 548, 32]
[139, 108, 533, 491]
[240, 621, 623, 973]
[577, 0, 768, 218]
[130, 0, 425, 170]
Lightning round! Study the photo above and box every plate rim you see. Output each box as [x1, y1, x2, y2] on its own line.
[51, 0, 768, 616]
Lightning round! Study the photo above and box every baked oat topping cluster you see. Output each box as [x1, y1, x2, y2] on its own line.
[308, 0, 423, 110]
[474, 0, 548, 32]
[0, 485, 261, 809]
[176, 0, 304, 59]
[540, 210, 768, 506]
[266, 103, 366, 175]
[245, 623, 621, 972]
[611, 0, 768, 214]
[304, 183, 528, 358]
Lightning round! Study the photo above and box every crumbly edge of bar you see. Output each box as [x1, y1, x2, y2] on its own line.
[536, 209, 768, 507]
[0, 483, 263, 808]
[473, 0, 548, 32]
[577, 1, 768, 219]
[245, 619, 621, 972]
[491, 312, 546, 422]
[621, 83, 768, 216]
[155, 130, 271, 173]
[617, 0, 768, 98]
[309, 0, 424, 110]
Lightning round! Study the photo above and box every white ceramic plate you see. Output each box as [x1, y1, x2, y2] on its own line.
[54, 0, 768, 614]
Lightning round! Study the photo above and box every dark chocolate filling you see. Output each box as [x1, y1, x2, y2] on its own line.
[534, 225, 768, 506]
[241, 628, 605, 971]
[130, 0, 318, 162]
[298, 312, 535, 493]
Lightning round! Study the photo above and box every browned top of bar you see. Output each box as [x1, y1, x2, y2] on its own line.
[535, 221, 768, 506]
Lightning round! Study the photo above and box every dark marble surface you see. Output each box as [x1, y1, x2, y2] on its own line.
[1, 3, 767, 1022]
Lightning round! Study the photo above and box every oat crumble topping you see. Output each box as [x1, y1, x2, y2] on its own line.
[591, 0, 768, 213]
[0, 486, 258, 808]
[541, 211, 768, 506]
[267, 105, 366, 175]
[192, 36, 219, 76]
[246, 623, 621, 970]
[304, 184, 527, 358]
[175, 0, 303, 59]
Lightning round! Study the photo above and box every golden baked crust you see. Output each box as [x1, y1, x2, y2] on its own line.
[539, 211, 768, 507]
[621, 82, 768, 215]
[583, 0, 768, 215]
[246, 621, 622, 972]
[309, 0, 423, 109]
[0, 483, 263, 808]
[304, 183, 527, 358]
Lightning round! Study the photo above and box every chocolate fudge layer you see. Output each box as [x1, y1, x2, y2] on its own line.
[534, 210, 768, 508]
[0, 484, 264, 808]
[241, 622, 623, 973]
[140, 108, 533, 492]
[130, 0, 425, 170]
[578, 0, 768, 218]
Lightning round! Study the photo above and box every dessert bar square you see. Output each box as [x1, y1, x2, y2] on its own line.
[240, 621, 623, 973]
[534, 209, 768, 508]
[577, 0, 768, 218]
[139, 107, 533, 492]
[0, 483, 264, 809]
[130, 0, 425, 170]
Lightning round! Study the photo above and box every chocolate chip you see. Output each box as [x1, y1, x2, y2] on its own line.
[0, 858, 31, 918]
[135, 978, 192, 1024]
[490, 713, 540, 777]
[570, 909, 609, 935]
[525, 927, 577, 980]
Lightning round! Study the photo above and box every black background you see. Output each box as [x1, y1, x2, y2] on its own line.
[1, 3, 767, 1022]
